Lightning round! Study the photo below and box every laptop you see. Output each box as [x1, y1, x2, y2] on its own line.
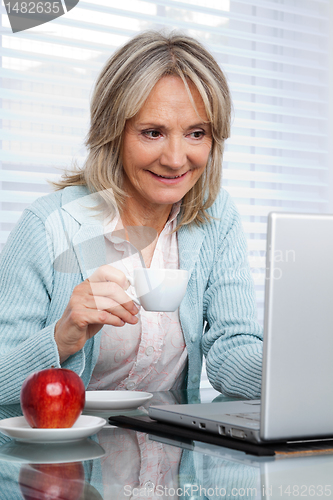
[149, 212, 333, 444]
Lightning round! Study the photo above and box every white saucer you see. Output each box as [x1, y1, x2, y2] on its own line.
[0, 415, 106, 443]
[84, 390, 153, 410]
[0, 438, 105, 463]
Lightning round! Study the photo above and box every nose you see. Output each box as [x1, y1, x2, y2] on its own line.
[159, 136, 186, 170]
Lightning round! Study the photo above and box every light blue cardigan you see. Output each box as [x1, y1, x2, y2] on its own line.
[0, 186, 263, 404]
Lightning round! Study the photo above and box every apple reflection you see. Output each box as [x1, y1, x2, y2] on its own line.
[19, 462, 85, 500]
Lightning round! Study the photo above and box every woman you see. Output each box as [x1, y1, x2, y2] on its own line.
[0, 31, 263, 404]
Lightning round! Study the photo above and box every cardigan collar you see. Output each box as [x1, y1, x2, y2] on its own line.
[59, 185, 206, 281]
[60, 185, 106, 226]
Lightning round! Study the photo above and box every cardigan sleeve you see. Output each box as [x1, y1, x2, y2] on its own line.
[0, 210, 82, 404]
[202, 201, 263, 399]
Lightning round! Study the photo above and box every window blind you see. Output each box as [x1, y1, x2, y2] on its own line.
[0, 1, 330, 385]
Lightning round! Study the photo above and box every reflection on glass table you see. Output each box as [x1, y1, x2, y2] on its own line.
[0, 390, 332, 499]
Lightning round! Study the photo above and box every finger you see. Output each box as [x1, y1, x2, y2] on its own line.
[68, 306, 125, 330]
[88, 281, 139, 313]
[87, 295, 139, 325]
[72, 309, 126, 331]
[91, 309, 127, 328]
[88, 265, 128, 288]
[74, 287, 139, 317]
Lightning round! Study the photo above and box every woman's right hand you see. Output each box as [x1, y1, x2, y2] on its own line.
[54, 265, 139, 363]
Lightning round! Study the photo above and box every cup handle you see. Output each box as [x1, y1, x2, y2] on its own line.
[125, 275, 141, 307]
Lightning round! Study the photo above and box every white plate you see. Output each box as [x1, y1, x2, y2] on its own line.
[0, 415, 106, 443]
[84, 390, 153, 410]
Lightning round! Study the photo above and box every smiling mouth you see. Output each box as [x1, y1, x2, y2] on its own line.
[149, 171, 188, 179]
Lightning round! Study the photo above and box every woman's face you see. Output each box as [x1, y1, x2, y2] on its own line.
[121, 76, 212, 213]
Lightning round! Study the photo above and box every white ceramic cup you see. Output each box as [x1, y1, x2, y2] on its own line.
[126, 268, 189, 312]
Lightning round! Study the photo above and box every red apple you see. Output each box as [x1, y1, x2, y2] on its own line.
[20, 368, 85, 428]
[19, 462, 85, 500]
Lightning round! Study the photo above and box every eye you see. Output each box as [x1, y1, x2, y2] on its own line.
[142, 130, 161, 139]
[189, 130, 205, 139]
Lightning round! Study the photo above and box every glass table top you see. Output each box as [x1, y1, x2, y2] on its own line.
[0, 388, 332, 500]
